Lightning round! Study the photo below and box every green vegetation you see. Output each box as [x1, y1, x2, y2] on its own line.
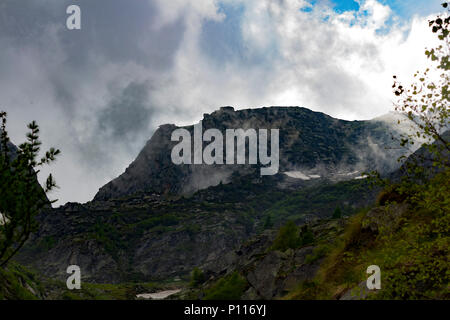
[263, 214, 274, 229]
[287, 171, 449, 300]
[92, 221, 125, 261]
[270, 221, 316, 252]
[190, 267, 205, 288]
[203, 272, 247, 300]
[0, 112, 60, 267]
[376, 184, 408, 206]
[304, 244, 330, 265]
[373, 172, 449, 299]
[0, 262, 43, 300]
[264, 179, 372, 225]
[270, 221, 302, 251]
[300, 225, 315, 246]
[137, 214, 179, 230]
[332, 207, 342, 219]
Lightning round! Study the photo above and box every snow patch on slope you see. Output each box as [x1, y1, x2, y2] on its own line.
[284, 171, 321, 180]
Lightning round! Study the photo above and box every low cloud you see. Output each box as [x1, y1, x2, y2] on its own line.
[0, 0, 443, 204]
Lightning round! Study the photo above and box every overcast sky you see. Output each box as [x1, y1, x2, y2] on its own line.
[0, 0, 444, 205]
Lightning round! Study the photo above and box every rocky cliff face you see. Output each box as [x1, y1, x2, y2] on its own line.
[17, 106, 407, 284]
[95, 107, 404, 201]
[178, 215, 350, 300]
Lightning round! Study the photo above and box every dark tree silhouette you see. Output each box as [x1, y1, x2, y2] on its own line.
[392, 2, 449, 172]
[0, 111, 60, 267]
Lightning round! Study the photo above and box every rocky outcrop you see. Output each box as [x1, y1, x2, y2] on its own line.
[17, 107, 409, 284]
[17, 187, 254, 283]
[197, 219, 347, 300]
[95, 107, 405, 201]
[362, 203, 410, 235]
[17, 173, 373, 284]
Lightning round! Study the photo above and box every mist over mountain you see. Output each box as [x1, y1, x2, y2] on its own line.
[94, 106, 408, 202]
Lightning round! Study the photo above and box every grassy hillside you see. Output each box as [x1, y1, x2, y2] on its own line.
[286, 170, 450, 300]
[188, 168, 448, 300]
[0, 262, 44, 300]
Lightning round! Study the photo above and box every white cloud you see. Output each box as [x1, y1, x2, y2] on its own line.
[159, 0, 441, 121]
[0, 0, 444, 205]
[361, 0, 392, 29]
[151, 0, 224, 28]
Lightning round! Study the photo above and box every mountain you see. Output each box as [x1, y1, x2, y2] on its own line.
[16, 106, 409, 284]
[186, 138, 449, 300]
[95, 107, 405, 201]
[390, 130, 450, 181]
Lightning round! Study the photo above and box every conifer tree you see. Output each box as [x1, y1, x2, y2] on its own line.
[0, 111, 60, 267]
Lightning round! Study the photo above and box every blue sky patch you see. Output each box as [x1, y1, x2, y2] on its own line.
[377, 0, 443, 20]
[332, 0, 360, 13]
[301, 0, 443, 20]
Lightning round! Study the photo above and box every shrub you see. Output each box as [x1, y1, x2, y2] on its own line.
[332, 207, 342, 219]
[263, 214, 274, 229]
[270, 221, 302, 251]
[204, 272, 247, 300]
[376, 185, 408, 206]
[0, 112, 60, 267]
[299, 225, 315, 245]
[190, 267, 205, 288]
[305, 244, 330, 264]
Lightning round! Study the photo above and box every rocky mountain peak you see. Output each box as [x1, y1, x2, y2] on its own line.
[94, 106, 404, 202]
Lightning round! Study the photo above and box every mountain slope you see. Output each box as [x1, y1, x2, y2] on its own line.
[16, 106, 407, 284]
[187, 140, 449, 300]
[95, 106, 404, 201]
